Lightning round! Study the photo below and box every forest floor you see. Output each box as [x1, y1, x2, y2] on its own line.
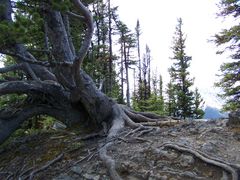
[0, 119, 240, 180]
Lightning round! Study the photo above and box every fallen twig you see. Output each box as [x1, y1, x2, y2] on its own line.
[23, 153, 63, 180]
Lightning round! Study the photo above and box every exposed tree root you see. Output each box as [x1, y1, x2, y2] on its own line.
[0, 172, 13, 180]
[98, 104, 177, 180]
[159, 143, 239, 180]
[98, 105, 240, 180]
[139, 120, 180, 127]
[157, 169, 206, 180]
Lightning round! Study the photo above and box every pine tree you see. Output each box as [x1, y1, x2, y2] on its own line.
[158, 75, 165, 113]
[169, 18, 194, 119]
[166, 80, 177, 117]
[135, 20, 143, 100]
[192, 88, 205, 119]
[142, 44, 151, 100]
[214, 0, 240, 111]
[117, 21, 136, 106]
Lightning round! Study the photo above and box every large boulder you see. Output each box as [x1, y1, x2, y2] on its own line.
[227, 109, 240, 127]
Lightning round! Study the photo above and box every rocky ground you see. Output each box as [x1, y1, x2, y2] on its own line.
[0, 119, 240, 180]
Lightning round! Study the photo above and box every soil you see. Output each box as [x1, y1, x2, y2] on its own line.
[0, 119, 240, 180]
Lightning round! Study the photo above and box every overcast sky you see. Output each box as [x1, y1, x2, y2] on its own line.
[113, 0, 234, 108]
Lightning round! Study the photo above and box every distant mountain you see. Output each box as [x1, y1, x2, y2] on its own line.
[204, 106, 228, 119]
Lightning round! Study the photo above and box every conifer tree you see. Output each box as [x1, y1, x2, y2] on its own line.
[166, 80, 177, 117]
[158, 75, 165, 113]
[117, 21, 136, 106]
[214, 0, 240, 111]
[135, 20, 143, 100]
[169, 18, 194, 119]
[193, 88, 205, 119]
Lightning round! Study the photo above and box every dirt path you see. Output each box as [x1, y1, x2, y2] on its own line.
[0, 119, 240, 180]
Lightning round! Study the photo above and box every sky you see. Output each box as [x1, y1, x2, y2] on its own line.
[113, 0, 235, 108]
[0, 0, 234, 108]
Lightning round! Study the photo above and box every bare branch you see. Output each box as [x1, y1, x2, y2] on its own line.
[0, 63, 38, 81]
[0, 50, 73, 68]
[24, 63, 39, 81]
[62, 13, 76, 57]
[0, 50, 50, 66]
[0, 63, 25, 74]
[0, 80, 64, 97]
[0, 104, 75, 145]
[72, 0, 94, 84]
[66, 11, 85, 21]
[27, 48, 50, 54]
[28, 153, 64, 180]
[44, 21, 50, 51]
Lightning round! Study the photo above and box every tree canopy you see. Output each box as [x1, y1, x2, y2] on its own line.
[215, 0, 240, 111]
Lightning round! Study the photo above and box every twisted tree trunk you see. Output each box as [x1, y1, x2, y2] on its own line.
[0, 1, 174, 179]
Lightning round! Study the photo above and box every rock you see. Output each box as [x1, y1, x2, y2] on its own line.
[53, 174, 74, 180]
[52, 121, 67, 130]
[155, 149, 178, 160]
[160, 175, 168, 180]
[178, 137, 191, 146]
[227, 109, 240, 127]
[149, 174, 168, 180]
[233, 133, 240, 141]
[82, 173, 100, 180]
[189, 128, 199, 134]
[220, 171, 228, 180]
[178, 154, 195, 167]
[201, 141, 218, 153]
[209, 127, 224, 133]
[71, 166, 82, 175]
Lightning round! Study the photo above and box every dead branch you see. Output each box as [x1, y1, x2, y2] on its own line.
[0, 63, 25, 74]
[125, 110, 160, 122]
[72, 0, 94, 84]
[25, 153, 63, 180]
[134, 111, 181, 120]
[139, 120, 181, 127]
[66, 11, 85, 21]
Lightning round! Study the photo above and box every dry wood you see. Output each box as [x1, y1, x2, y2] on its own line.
[24, 153, 64, 180]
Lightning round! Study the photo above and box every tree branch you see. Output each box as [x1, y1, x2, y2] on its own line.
[66, 11, 85, 21]
[72, 0, 94, 85]
[0, 63, 25, 74]
[0, 50, 73, 68]
[63, 13, 76, 57]
[0, 80, 67, 99]
[0, 105, 53, 144]
[0, 63, 39, 81]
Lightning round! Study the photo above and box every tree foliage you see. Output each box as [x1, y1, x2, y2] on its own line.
[214, 0, 240, 111]
[168, 18, 195, 119]
[192, 88, 205, 119]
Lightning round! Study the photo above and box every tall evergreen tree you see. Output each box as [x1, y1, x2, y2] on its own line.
[158, 75, 165, 113]
[142, 44, 151, 100]
[214, 0, 240, 111]
[135, 20, 143, 100]
[169, 18, 194, 119]
[117, 21, 136, 106]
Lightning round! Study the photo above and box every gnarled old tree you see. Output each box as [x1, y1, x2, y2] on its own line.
[0, 0, 176, 179]
[2, 1, 239, 180]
